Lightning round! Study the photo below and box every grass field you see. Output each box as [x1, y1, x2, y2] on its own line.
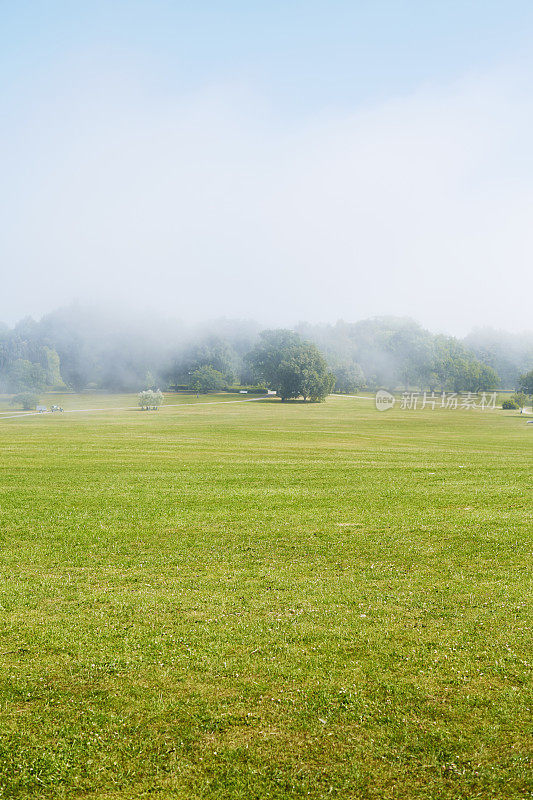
[0, 393, 531, 799]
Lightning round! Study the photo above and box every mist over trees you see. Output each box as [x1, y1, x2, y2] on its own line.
[297, 318, 502, 393]
[0, 305, 531, 397]
[0, 318, 65, 394]
[518, 369, 533, 397]
[247, 331, 334, 401]
[464, 328, 533, 389]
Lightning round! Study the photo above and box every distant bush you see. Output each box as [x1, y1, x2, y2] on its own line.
[511, 392, 528, 411]
[11, 392, 40, 410]
[189, 366, 228, 393]
[502, 398, 519, 410]
[138, 390, 163, 410]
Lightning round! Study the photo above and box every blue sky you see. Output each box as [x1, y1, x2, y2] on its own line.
[4, 1, 533, 112]
[2, 2, 533, 332]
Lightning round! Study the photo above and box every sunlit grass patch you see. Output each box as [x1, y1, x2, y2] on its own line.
[0, 395, 531, 798]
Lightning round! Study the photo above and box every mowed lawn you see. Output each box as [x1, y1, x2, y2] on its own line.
[0, 394, 531, 799]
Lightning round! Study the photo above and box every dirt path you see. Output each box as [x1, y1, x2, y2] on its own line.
[0, 396, 267, 422]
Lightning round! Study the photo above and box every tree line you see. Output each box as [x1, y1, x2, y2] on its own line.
[1, 305, 532, 400]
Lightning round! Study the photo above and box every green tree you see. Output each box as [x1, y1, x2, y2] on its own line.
[190, 365, 228, 393]
[331, 363, 365, 394]
[246, 330, 301, 388]
[166, 337, 240, 387]
[476, 364, 500, 392]
[138, 390, 164, 410]
[511, 392, 528, 413]
[40, 346, 64, 388]
[518, 369, 533, 396]
[138, 390, 151, 409]
[152, 390, 164, 408]
[247, 331, 334, 401]
[11, 392, 40, 410]
[8, 359, 46, 393]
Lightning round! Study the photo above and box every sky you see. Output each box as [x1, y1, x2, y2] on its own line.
[1, 1, 533, 335]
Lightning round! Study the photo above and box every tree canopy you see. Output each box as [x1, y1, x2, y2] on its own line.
[518, 369, 533, 396]
[247, 330, 334, 401]
[1, 304, 531, 396]
[189, 365, 228, 394]
[138, 390, 164, 409]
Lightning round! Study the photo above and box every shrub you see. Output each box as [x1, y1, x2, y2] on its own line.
[227, 386, 268, 394]
[11, 392, 40, 410]
[502, 398, 519, 410]
[189, 366, 228, 393]
[138, 390, 164, 410]
[511, 392, 528, 411]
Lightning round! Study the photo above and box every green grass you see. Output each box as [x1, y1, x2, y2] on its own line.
[0, 393, 531, 799]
